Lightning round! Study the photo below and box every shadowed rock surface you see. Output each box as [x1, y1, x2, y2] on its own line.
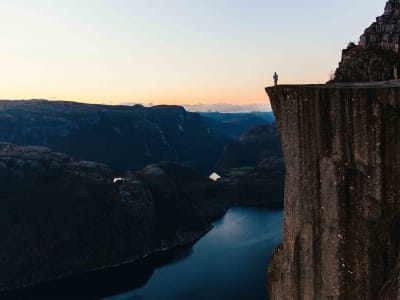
[218, 157, 284, 208]
[0, 143, 228, 292]
[0, 100, 224, 174]
[267, 83, 400, 299]
[334, 43, 400, 82]
[268, 3, 400, 297]
[360, 0, 400, 52]
[200, 112, 274, 140]
[217, 124, 282, 170]
[334, 1, 400, 82]
[215, 124, 284, 207]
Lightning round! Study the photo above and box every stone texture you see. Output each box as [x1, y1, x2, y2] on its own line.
[215, 124, 284, 207]
[360, 0, 400, 52]
[0, 100, 225, 174]
[334, 44, 400, 82]
[266, 84, 400, 299]
[334, 1, 400, 82]
[0, 143, 228, 292]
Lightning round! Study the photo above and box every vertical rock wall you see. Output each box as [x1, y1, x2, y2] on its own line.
[267, 84, 400, 299]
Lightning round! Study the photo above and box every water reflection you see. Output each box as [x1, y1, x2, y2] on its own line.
[3, 207, 283, 300]
[109, 207, 283, 300]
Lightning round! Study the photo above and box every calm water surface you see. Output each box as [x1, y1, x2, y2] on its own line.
[107, 207, 283, 300]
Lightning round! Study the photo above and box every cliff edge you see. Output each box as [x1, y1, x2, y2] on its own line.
[266, 83, 400, 299]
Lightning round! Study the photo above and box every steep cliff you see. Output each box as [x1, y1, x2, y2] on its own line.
[266, 83, 400, 299]
[0, 143, 227, 292]
[215, 124, 284, 207]
[0, 100, 224, 174]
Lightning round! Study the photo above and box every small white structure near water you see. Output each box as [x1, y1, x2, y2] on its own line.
[209, 172, 221, 181]
[113, 177, 125, 184]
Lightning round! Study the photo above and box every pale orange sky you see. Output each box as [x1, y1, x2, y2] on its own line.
[0, 1, 384, 106]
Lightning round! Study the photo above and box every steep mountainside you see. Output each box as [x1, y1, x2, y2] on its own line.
[0, 100, 224, 174]
[267, 1, 400, 299]
[267, 83, 400, 299]
[334, 0, 400, 82]
[200, 112, 273, 140]
[215, 124, 284, 207]
[0, 143, 228, 292]
[217, 124, 282, 170]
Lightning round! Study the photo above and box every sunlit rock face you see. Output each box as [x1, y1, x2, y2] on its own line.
[334, 1, 400, 82]
[267, 84, 400, 299]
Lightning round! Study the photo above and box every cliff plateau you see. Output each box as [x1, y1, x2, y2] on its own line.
[267, 83, 400, 299]
[267, 1, 400, 298]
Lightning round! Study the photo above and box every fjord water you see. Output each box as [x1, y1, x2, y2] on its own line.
[108, 207, 283, 300]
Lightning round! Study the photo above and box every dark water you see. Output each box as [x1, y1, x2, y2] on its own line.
[107, 207, 283, 300]
[2, 207, 282, 300]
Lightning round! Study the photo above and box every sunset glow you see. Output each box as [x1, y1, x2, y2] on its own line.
[0, 0, 385, 106]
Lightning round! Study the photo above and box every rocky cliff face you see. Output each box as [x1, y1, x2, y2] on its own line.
[0, 143, 227, 292]
[360, 0, 400, 52]
[217, 124, 282, 170]
[266, 83, 400, 299]
[215, 124, 284, 207]
[0, 100, 224, 174]
[334, 0, 400, 82]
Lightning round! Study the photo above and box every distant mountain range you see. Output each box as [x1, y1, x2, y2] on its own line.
[200, 112, 274, 140]
[121, 102, 272, 113]
[183, 103, 272, 113]
[0, 100, 274, 174]
[0, 100, 283, 293]
[0, 100, 224, 174]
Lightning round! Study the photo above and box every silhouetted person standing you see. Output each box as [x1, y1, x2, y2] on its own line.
[273, 72, 279, 86]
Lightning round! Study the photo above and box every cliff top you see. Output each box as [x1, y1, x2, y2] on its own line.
[267, 79, 400, 89]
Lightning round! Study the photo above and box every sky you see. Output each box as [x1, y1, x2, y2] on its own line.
[0, 0, 386, 106]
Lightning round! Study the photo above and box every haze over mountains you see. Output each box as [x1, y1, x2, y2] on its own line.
[0, 98, 284, 295]
[0, 100, 276, 174]
[183, 103, 272, 113]
[121, 102, 272, 113]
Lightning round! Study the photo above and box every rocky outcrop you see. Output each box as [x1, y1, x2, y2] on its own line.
[200, 112, 273, 140]
[266, 83, 400, 299]
[334, 43, 400, 82]
[220, 157, 284, 208]
[138, 162, 229, 238]
[334, 1, 400, 82]
[217, 124, 282, 170]
[0, 143, 228, 292]
[214, 124, 284, 207]
[360, 0, 400, 52]
[0, 100, 225, 174]
[216, 158, 284, 208]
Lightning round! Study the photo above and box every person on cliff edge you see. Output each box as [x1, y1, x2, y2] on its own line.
[273, 72, 279, 86]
